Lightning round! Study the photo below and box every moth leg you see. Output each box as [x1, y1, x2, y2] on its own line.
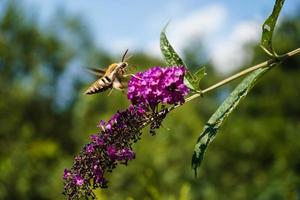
[113, 77, 125, 91]
[107, 88, 114, 96]
[161, 123, 171, 131]
[123, 74, 142, 80]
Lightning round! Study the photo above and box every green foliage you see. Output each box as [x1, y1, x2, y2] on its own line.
[187, 67, 207, 92]
[1, 0, 300, 199]
[192, 67, 271, 174]
[261, 0, 285, 56]
[192, 0, 287, 174]
[160, 24, 185, 67]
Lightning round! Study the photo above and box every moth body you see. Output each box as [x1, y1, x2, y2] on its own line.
[84, 62, 128, 95]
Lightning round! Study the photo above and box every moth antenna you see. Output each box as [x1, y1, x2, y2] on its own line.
[124, 55, 133, 62]
[121, 49, 129, 62]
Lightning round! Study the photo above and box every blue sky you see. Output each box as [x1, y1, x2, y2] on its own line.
[23, 0, 299, 73]
[13, 0, 299, 108]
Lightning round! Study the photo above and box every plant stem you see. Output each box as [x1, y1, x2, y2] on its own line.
[184, 47, 300, 103]
[145, 48, 300, 127]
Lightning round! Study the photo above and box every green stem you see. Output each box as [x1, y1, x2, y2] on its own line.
[185, 47, 300, 104]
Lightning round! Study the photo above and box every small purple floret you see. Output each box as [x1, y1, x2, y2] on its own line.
[86, 143, 95, 153]
[107, 145, 117, 159]
[74, 175, 84, 186]
[63, 169, 71, 180]
[119, 148, 135, 160]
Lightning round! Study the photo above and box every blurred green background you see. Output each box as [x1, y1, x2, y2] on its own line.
[0, 1, 300, 200]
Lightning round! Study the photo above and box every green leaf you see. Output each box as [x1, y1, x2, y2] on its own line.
[183, 67, 206, 91]
[183, 77, 196, 90]
[191, 66, 274, 176]
[160, 24, 196, 90]
[261, 0, 285, 56]
[194, 67, 206, 80]
[191, 67, 206, 90]
[160, 24, 185, 67]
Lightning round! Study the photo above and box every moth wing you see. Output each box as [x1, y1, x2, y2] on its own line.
[87, 67, 106, 77]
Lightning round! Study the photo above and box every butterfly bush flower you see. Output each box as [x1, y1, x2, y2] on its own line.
[63, 66, 190, 199]
[127, 66, 189, 109]
[63, 105, 152, 199]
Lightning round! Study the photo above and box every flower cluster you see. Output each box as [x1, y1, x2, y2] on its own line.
[127, 66, 189, 109]
[63, 66, 190, 199]
[63, 105, 147, 199]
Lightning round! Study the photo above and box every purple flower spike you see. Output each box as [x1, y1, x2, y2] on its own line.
[127, 66, 189, 108]
[63, 105, 149, 199]
[63, 67, 187, 199]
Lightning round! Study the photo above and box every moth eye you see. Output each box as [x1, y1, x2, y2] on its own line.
[121, 63, 127, 68]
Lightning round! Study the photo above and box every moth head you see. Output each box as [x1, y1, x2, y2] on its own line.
[117, 49, 130, 70]
[118, 62, 128, 69]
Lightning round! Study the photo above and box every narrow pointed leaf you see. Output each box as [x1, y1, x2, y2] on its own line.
[160, 25, 195, 90]
[191, 62, 279, 175]
[160, 25, 185, 66]
[261, 0, 285, 55]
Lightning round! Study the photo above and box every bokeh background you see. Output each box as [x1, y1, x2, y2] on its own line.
[0, 0, 300, 199]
